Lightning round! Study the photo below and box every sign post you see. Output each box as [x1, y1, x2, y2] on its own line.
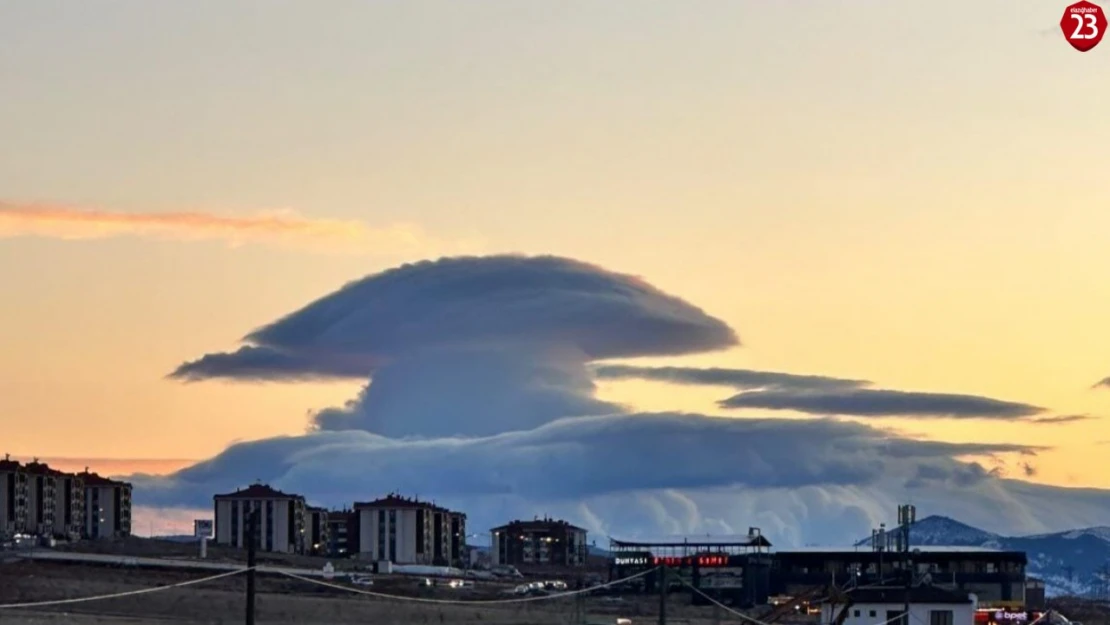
[194, 519, 214, 559]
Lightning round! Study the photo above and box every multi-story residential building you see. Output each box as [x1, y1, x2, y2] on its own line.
[80, 470, 132, 539]
[23, 460, 58, 538]
[447, 509, 467, 566]
[213, 483, 307, 554]
[53, 470, 85, 541]
[354, 494, 467, 566]
[326, 507, 359, 557]
[0, 455, 28, 539]
[306, 506, 330, 556]
[491, 518, 589, 568]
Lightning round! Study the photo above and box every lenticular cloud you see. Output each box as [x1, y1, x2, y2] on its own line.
[171, 255, 738, 437]
[144, 254, 1110, 545]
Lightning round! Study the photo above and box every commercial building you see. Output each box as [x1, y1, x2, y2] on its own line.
[354, 494, 466, 566]
[608, 530, 774, 606]
[0, 455, 28, 539]
[491, 518, 590, 568]
[607, 537, 1028, 610]
[771, 547, 1028, 606]
[820, 586, 975, 625]
[79, 470, 132, 539]
[213, 483, 307, 554]
[306, 506, 330, 556]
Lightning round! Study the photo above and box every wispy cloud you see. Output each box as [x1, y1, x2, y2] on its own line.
[0, 201, 481, 255]
[1028, 414, 1095, 425]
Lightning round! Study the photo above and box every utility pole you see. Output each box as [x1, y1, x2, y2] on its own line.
[657, 564, 668, 625]
[245, 507, 259, 625]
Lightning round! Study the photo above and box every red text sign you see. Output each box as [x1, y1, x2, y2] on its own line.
[1060, 1, 1107, 52]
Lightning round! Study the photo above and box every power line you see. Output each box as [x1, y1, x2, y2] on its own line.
[280, 565, 658, 605]
[0, 567, 251, 609]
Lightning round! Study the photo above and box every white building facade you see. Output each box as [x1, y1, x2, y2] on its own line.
[355, 494, 466, 566]
[213, 484, 307, 554]
[822, 587, 975, 625]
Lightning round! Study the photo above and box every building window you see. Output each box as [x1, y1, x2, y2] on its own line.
[231, 504, 240, 545]
[853, 610, 861, 617]
[265, 501, 274, 551]
[886, 611, 907, 625]
[930, 611, 953, 625]
[869, 611, 877, 618]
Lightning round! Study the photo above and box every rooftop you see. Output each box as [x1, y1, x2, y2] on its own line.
[776, 546, 1007, 553]
[491, 517, 588, 533]
[78, 470, 132, 488]
[610, 532, 772, 549]
[23, 460, 64, 476]
[353, 493, 461, 514]
[213, 483, 302, 500]
[829, 586, 973, 605]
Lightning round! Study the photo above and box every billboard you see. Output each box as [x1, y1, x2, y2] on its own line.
[194, 519, 214, 538]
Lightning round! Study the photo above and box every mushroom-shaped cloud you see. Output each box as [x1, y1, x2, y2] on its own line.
[170, 255, 739, 438]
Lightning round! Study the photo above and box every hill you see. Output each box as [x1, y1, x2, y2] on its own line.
[855, 515, 1110, 597]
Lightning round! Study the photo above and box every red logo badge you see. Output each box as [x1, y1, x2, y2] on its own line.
[1060, 1, 1106, 52]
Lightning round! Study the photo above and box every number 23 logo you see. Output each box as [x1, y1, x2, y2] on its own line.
[1069, 12, 1100, 38]
[1060, 1, 1107, 52]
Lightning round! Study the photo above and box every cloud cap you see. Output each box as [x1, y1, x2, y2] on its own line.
[171, 255, 739, 382]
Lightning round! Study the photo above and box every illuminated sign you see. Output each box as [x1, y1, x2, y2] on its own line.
[614, 553, 732, 568]
[696, 555, 728, 567]
[994, 612, 1028, 622]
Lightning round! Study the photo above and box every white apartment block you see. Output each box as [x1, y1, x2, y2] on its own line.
[213, 483, 307, 554]
[355, 494, 466, 566]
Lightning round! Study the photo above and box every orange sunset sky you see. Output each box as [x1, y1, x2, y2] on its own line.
[2, 0, 1109, 514]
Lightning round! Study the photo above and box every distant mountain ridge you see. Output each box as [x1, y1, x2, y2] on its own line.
[854, 515, 1110, 597]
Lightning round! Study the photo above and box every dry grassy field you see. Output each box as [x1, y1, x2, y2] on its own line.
[0, 560, 742, 625]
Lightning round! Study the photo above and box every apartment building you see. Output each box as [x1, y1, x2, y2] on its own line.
[213, 483, 307, 554]
[354, 494, 467, 566]
[22, 460, 58, 538]
[491, 517, 589, 567]
[80, 470, 133, 539]
[0, 455, 28, 539]
[306, 506, 330, 556]
[326, 508, 359, 557]
[53, 470, 85, 541]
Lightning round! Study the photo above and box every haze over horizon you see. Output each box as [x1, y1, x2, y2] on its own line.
[2, 0, 1109, 544]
